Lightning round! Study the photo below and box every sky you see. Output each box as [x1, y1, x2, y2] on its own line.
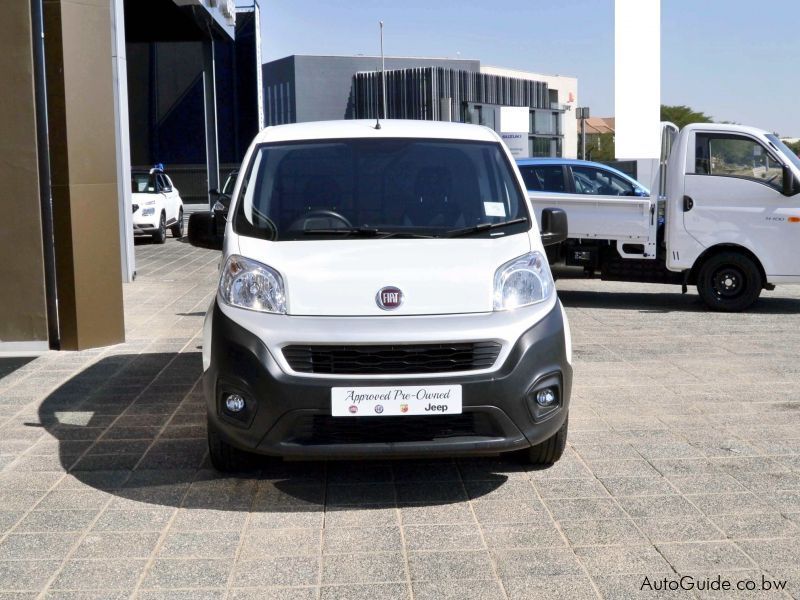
[257, 0, 800, 137]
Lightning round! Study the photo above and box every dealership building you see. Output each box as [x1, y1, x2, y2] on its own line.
[263, 55, 578, 159]
[1, 0, 261, 353]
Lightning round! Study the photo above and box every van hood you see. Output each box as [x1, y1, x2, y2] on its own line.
[235, 234, 532, 316]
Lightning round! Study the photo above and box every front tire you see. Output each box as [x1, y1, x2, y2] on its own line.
[696, 251, 762, 312]
[153, 212, 167, 244]
[516, 414, 568, 466]
[207, 417, 253, 473]
[170, 208, 184, 238]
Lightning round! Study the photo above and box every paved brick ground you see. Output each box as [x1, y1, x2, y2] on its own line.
[0, 236, 798, 599]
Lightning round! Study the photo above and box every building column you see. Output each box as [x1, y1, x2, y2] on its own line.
[44, 0, 125, 350]
[203, 39, 220, 208]
[0, 0, 50, 353]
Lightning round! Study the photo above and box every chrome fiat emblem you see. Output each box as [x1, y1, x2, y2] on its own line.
[376, 286, 403, 310]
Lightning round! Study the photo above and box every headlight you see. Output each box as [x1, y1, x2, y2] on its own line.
[219, 255, 286, 314]
[493, 251, 553, 311]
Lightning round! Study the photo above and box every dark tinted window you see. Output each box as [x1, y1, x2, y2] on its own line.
[234, 138, 529, 241]
[131, 173, 157, 194]
[572, 166, 634, 196]
[519, 165, 566, 192]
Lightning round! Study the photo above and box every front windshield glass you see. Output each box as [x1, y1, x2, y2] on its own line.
[131, 173, 156, 194]
[766, 134, 800, 171]
[233, 138, 529, 241]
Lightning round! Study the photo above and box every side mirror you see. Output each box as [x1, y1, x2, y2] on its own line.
[539, 207, 568, 247]
[187, 211, 223, 250]
[783, 166, 799, 196]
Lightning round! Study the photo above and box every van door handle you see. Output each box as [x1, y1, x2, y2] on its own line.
[683, 196, 694, 212]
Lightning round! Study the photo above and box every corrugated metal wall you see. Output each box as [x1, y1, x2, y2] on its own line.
[354, 67, 549, 120]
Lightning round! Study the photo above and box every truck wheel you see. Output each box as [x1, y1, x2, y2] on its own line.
[525, 414, 568, 466]
[696, 252, 762, 312]
[170, 209, 184, 238]
[207, 417, 253, 473]
[153, 212, 167, 244]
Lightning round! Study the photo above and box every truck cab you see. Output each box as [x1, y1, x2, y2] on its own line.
[526, 122, 800, 311]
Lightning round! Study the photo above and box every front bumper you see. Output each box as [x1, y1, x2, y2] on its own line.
[204, 300, 572, 459]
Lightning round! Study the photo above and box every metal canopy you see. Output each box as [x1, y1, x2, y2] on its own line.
[125, 0, 234, 43]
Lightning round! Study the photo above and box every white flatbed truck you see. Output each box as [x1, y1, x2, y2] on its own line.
[528, 123, 800, 311]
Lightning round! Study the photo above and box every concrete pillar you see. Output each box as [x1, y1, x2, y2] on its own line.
[44, 0, 125, 350]
[0, 1, 50, 353]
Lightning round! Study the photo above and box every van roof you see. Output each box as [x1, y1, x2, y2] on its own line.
[253, 119, 502, 144]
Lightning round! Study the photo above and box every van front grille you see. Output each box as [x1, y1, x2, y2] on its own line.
[282, 342, 502, 375]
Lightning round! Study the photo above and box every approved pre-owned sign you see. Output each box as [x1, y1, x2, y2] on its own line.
[331, 385, 462, 417]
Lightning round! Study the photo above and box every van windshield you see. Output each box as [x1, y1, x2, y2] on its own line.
[233, 138, 529, 241]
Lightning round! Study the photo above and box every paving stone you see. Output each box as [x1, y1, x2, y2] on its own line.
[492, 547, 584, 578]
[575, 545, 672, 575]
[323, 526, 402, 553]
[480, 523, 565, 549]
[91, 508, 175, 531]
[0, 532, 77, 560]
[240, 528, 320, 557]
[735, 538, 800, 568]
[413, 579, 504, 600]
[408, 550, 496, 581]
[0, 560, 62, 592]
[157, 530, 241, 558]
[503, 575, 597, 600]
[232, 556, 320, 587]
[229, 589, 317, 600]
[325, 505, 399, 527]
[560, 518, 647, 546]
[319, 583, 410, 600]
[51, 559, 148, 590]
[402, 524, 484, 552]
[545, 497, 627, 521]
[634, 516, 725, 543]
[616, 495, 702, 519]
[141, 558, 231, 588]
[321, 552, 405, 585]
[398, 503, 473, 526]
[657, 541, 756, 571]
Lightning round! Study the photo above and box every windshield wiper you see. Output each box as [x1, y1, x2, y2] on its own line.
[303, 227, 434, 239]
[445, 217, 528, 238]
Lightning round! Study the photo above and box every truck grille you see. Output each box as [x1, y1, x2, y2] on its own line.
[282, 342, 502, 375]
[291, 413, 498, 445]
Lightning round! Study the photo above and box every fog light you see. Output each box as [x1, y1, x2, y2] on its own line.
[535, 388, 557, 407]
[224, 393, 246, 413]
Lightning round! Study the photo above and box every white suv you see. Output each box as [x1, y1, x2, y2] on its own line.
[192, 120, 572, 472]
[131, 167, 184, 243]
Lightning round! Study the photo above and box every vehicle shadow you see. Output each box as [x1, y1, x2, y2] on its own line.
[559, 289, 800, 314]
[37, 353, 514, 512]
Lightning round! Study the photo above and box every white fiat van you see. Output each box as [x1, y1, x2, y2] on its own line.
[193, 120, 572, 472]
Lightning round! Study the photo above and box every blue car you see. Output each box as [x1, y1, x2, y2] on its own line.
[516, 158, 649, 198]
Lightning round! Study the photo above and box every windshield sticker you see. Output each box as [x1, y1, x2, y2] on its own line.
[484, 202, 507, 217]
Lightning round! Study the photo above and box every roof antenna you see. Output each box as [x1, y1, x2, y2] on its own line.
[375, 21, 385, 130]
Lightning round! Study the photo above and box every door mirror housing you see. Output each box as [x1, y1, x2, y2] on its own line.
[539, 207, 568, 246]
[187, 211, 223, 250]
[783, 166, 800, 196]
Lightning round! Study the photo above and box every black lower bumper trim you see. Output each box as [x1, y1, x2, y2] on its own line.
[204, 301, 572, 458]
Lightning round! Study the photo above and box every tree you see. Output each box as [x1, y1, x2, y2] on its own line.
[585, 132, 615, 162]
[660, 105, 713, 129]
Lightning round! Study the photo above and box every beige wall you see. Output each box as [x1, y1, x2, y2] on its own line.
[45, 0, 125, 350]
[0, 2, 49, 346]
